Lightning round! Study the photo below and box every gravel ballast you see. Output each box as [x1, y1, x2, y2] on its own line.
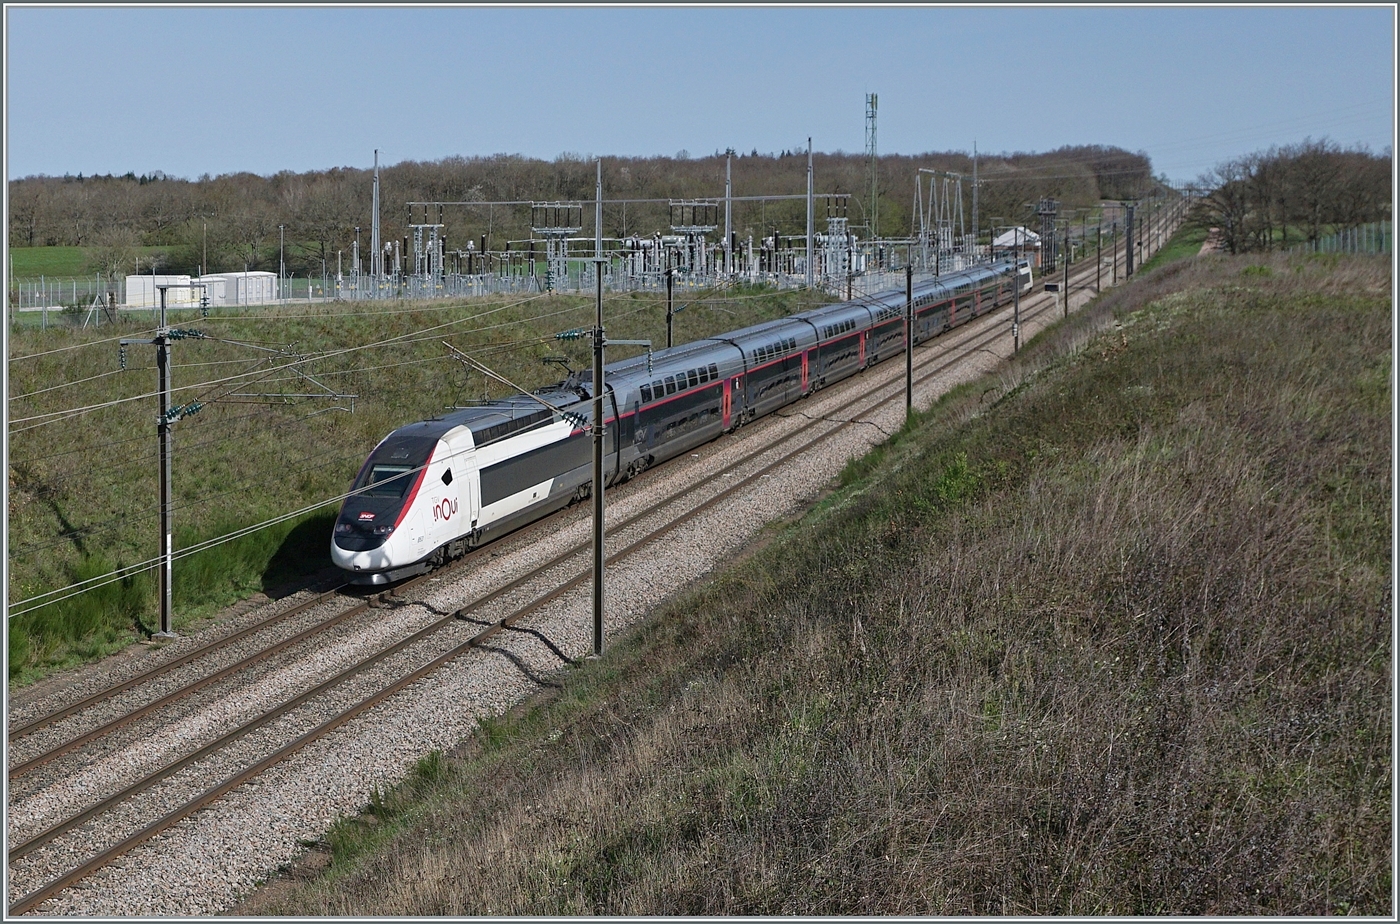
[5, 264, 1150, 915]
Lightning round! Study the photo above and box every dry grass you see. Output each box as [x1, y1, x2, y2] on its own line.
[236, 252, 1391, 916]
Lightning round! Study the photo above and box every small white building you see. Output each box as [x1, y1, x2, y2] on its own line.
[195, 275, 227, 306]
[991, 227, 1043, 266]
[124, 274, 199, 309]
[198, 271, 278, 307]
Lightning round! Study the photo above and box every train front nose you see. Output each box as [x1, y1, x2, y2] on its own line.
[331, 542, 394, 572]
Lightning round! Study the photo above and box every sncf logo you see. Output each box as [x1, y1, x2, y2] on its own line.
[433, 497, 459, 522]
[358, 512, 375, 521]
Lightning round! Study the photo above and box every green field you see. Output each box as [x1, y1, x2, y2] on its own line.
[9, 246, 93, 277]
[6, 283, 838, 683]
[9, 244, 170, 278]
[235, 245, 1391, 915]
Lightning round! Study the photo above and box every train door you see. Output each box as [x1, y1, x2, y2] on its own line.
[858, 331, 867, 367]
[722, 379, 732, 429]
[801, 350, 810, 393]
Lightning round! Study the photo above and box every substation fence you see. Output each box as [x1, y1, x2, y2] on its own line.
[1289, 221, 1392, 255]
[9, 209, 1186, 329]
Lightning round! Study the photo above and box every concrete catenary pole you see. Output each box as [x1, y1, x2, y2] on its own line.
[905, 264, 913, 417]
[156, 286, 173, 637]
[806, 138, 814, 289]
[1125, 204, 1136, 277]
[592, 161, 606, 656]
[1063, 237, 1070, 318]
[725, 151, 732, 276]
[371, 150, 381, 283]
[1013, 227, 1021, 353]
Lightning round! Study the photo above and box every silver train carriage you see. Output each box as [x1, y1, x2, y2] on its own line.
[331, 260, 1021, 583]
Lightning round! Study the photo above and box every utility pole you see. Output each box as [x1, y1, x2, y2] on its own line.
[592, 160, 606, 657]
[865, 94, 878, 240]
[279, 224, 285, 303]
[1063, 238, 1070, 318]
[1096, 223, 1102, 292]
[665, 266, 674, 349]
[371, 149, 381, 286]
[1112, 217, 1118, 284]
[971, 139, 979, 251]
[1125, 204, 1135, 277]
[905, 264, 913, 417]
[1012, 227, 1021, 353]
[120, 283, 206, 638]
[156, 289, 173, 637]
[724, 150, 732, 276]
[805, 137, 814, 289]
[591, 257, 606, 658]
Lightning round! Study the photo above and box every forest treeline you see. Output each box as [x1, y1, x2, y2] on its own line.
[1191, 138, 1390, 254]
[8, 145, 1159, 279]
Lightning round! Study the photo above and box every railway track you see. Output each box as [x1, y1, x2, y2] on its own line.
[7, 206, 1184, 915]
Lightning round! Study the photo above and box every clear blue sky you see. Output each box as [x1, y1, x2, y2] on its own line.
[4, 5, 1394, 186]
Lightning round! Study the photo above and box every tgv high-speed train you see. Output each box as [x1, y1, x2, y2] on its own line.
[331, 260, 1030, 583]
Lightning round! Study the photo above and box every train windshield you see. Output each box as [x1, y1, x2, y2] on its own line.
[357, 464, 416, 498]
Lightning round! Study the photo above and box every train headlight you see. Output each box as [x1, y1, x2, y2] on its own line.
[335, 522, 354, 534]
[372, 525, 395, 536]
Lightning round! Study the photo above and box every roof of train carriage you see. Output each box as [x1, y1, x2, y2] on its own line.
[381, 388, 581, 446]
[571, 338, 743, 408]
[793, 297, 877, 329]
[603, 336, 740, 382]
[715, 315, 819, 352]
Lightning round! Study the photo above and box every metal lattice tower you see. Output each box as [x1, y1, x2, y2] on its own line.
[408, 204, 446, 292]
[916, 170, 966, 273]
[821, 196, 851, 283]
[531, 202, 584, 291]
[669, 200, 719, 275]
[1037, 197, 1060, 271]
[865, 93, 878, 239]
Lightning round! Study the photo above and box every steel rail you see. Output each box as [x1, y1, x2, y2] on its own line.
[9, 210, 1184, 914]
[7, 257, 1071, 886]
[6, 583, 347, 741]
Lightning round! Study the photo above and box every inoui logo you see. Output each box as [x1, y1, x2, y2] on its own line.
[433, 497, 458, 522]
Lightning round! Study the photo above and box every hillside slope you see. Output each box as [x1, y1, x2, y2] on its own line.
[240, 252, 1391, 916]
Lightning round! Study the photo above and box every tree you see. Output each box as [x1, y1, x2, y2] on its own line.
[84, 226, 142, 287]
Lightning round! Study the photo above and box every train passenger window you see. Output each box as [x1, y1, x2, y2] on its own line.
[688, 369, 699, 388]
[652, 379, 664, 397]
[665, 375, 677, 395]
[442, 468, 453, 486]
[641, 385, 652, 403]
[708, 363, 718, 379]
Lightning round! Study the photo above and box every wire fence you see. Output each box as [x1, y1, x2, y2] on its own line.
[8, 212, 1187, 330]
[1290, 221, 1392, 255]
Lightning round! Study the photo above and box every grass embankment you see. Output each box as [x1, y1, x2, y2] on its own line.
[239, 251, 1391, 916]
[7, 284, 831, 684]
